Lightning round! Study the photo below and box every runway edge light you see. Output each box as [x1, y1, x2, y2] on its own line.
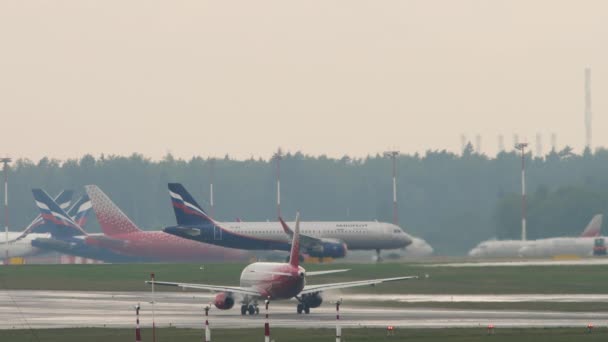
[487, 324, 495, 335]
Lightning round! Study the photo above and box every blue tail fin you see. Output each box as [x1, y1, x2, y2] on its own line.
[22, 190, 73, 235]
[67, 194, 92, 228]
[32, 189, 88, 237]
[168, 183, 214, 226]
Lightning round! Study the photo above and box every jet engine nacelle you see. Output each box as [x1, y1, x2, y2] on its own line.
[301, 293, 323, 308]
[306, 240, 348, 258]
[213, 292, 235, 310]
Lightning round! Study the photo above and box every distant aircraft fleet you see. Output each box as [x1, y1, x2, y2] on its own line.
[0, 183, 426, 263]
[2, 182, 604, 263]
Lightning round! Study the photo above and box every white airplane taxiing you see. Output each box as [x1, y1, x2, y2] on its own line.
[148, 213, 418, 315]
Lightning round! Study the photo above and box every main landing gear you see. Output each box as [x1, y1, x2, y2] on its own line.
[296, 303, 310, 314]
[240, 303, 260, 316]
[375, 248, 383, 263]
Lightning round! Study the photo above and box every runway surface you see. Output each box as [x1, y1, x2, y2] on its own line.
[428, 258, 608, 267]
[1, 290, 608, 329]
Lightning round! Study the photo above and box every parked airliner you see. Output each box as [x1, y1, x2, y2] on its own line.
[468, 214, 603, 258]
[0, 190, 73, 260]
[164, 183, 412, 260]
[148, 213, 418, 315]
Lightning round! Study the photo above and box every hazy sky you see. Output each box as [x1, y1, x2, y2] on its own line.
[1, 1, 606, 161]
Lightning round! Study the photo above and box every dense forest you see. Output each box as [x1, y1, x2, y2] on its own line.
[3, 145, 608, 255]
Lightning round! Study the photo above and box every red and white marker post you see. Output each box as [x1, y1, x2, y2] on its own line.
[336, 300, 342, 342]
[150, 273, 157, 342]
[134, 303, 141, 342]
[203, 305, 211, 342]
[264, 299, 270, 342]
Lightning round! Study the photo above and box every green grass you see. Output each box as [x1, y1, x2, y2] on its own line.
[1, 262, 608, 294]
[1, 327, 607, 342]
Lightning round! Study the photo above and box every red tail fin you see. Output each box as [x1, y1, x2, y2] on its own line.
[85, 185, 141, 236]
[581, 214, 603, 237]
[283, 213, 300, 267]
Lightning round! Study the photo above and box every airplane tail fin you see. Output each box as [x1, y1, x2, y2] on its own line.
[168, 183, 214, 226]
[32, 189, 88, 237]
[85, 185, 141, 236]
[286, 212, 301, 267]
[22, 190, 73, 235]
[67, 194, 92, 228]
[581, 214, 603, 237]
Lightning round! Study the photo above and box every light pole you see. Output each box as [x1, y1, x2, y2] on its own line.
[273, 149, 283, 218]
[1, 157, 11, 263]
[515, 143, 528, 241]
[209, 158, 215, 219]
[383, 151, 399, 225]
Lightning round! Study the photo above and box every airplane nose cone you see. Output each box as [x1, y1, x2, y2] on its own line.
[402, 234, 413, 247]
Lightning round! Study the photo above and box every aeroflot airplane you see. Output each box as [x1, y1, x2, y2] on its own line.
[149, 213, 418, 315]
[0, 190, 74, 260]
[164, 183, 412, 260]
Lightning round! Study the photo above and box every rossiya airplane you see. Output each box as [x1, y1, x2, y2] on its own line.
[83, 185, 250, 262]
[0, 190, 73, 260]
[148, 213, 418, 315]
[164, 183, 412, 260]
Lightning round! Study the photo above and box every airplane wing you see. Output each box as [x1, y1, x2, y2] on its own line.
[299, 275, 418, 295]
[146, 280, 260, 296]
[306, 269, 350, 276]
[279, 217, 330, 248]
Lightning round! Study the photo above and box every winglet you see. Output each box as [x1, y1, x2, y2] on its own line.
[286, 212, 301, 267]
[279, 216, 294, 237]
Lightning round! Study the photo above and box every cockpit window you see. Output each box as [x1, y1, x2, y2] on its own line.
[393, 229, 402, 233]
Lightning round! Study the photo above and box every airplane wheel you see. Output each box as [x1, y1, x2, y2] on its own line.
[304, 305, 310, 314]
[241, 305, 247, 315]
[248, 305, 255, 315]
[296, 303, 303, 314]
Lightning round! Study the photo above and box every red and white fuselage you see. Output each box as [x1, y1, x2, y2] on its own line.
[239, 262, 306, 300]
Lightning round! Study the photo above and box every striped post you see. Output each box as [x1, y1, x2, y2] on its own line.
[150, 273, 156, 342]
[264, 299, 270, 342]
[204, 305, 211, 342]
[135, 304, 141, 342]
[336, 300, 342, 342]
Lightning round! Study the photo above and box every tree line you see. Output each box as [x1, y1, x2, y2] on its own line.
[3, 145, 608, 255]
